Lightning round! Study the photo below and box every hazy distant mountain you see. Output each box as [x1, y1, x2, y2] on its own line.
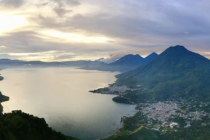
[0, 58, 107, 68]
[144, 52, 158, 62]
[81, 53, 158, 72]
[0, 59, 25, 65]
[116, 45, 210, 101]
[109, 54, 144, 66]
[0, 53, 158, 72]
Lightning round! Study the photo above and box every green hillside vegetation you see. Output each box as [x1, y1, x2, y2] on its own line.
[103, 127, 160, 140]
[0, 104, 3, 115]
[161, 118, 210, 140]
[103, 112, 160, 140]
[1, 45, 210, 140]
[109, 54, 144, 66]
[103, 111, 210, 140]
[104, 45, 210, 140]
[0, 110, 79, 140]
[115, 45, 210, 103]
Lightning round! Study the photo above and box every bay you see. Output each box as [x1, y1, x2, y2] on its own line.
[0, 67, 136, 140]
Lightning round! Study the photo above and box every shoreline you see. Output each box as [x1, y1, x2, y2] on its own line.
[101, 109, 139, 140]
[90, 84, 140, 140]
[0, 75, 10, 114]
[0, 67, 134, 140]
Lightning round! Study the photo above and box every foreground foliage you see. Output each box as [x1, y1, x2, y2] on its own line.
[103, 112, 160, 140]
[0, 110, 78, 140]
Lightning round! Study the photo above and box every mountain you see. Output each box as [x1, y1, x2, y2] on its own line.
[0, 54, 158, 72]
[0, 59, 107, 68]
[0, 110, 79, 140]
[115, 45, 210, 102]
[144, 52, 158, 62]
[82, 53, 159, 72]
[109, 54, 144, 66]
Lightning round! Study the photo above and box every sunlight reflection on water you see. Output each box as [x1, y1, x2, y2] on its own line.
[1, 67, 136, 140]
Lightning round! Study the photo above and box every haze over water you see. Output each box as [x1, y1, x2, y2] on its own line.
[0, 67, 136, 140]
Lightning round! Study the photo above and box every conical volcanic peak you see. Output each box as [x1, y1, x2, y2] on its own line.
[110, 54, 144, 66]
[161, 45, 190, 56]
[146, 52, 158, 57]
[151, 52, 158, 55]
[118, 45, 210, 80]
[169, 45, 188, 50]
[158, 45, 210, 68]
[144, 52, 158, 62]
[116, 45, 210, 101]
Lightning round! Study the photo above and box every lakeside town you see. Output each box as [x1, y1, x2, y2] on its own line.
[91, 82, 210, 137]
[91, 84, 210, 133]
[139, 101, 210, 131]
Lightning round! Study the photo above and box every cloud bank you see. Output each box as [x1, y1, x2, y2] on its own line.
[0, 0, 210, 61]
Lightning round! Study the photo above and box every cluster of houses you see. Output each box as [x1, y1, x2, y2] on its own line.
[140, 101, 209, 131]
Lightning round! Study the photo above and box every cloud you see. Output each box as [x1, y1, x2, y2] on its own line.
[0, 0, 210, 61]
[0, 30, 126, 61]
[53, 7, 72, 17]
[0, 0, 25, 8]
[95, 57, 119, 64]
[53, 53, 76, 61]
[50, 0, 80, 17]
[51, 0, 80, 7]
[34, 1, 210, 48]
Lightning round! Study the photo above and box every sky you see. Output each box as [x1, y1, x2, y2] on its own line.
[0, 0, 210, 62]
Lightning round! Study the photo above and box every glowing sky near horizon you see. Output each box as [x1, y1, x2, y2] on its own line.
[0, 0, 210, 62]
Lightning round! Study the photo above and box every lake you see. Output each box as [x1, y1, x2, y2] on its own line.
[0, 67, 136, 140]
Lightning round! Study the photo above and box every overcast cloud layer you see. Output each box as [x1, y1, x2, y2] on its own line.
[0, 0, 210, 62]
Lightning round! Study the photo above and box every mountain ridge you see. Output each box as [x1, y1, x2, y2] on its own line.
[109, 54, 144, 66]
[144, 52, 158, 63]
[115, 45, 210, 102]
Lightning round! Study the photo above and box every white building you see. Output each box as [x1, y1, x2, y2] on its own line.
[170, 122, 178, 128]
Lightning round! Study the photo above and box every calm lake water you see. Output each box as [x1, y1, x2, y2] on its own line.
[0, 67, 136, 140]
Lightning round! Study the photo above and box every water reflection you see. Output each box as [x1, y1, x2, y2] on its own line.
[1, 67, 136, 140]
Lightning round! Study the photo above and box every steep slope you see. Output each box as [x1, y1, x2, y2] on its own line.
[116, 45, 210, 101]
[144, 52, 158, 62]
[82, 54, 147, 72]
[0, 111, 79, 140]
[109, 54, 144, 66]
